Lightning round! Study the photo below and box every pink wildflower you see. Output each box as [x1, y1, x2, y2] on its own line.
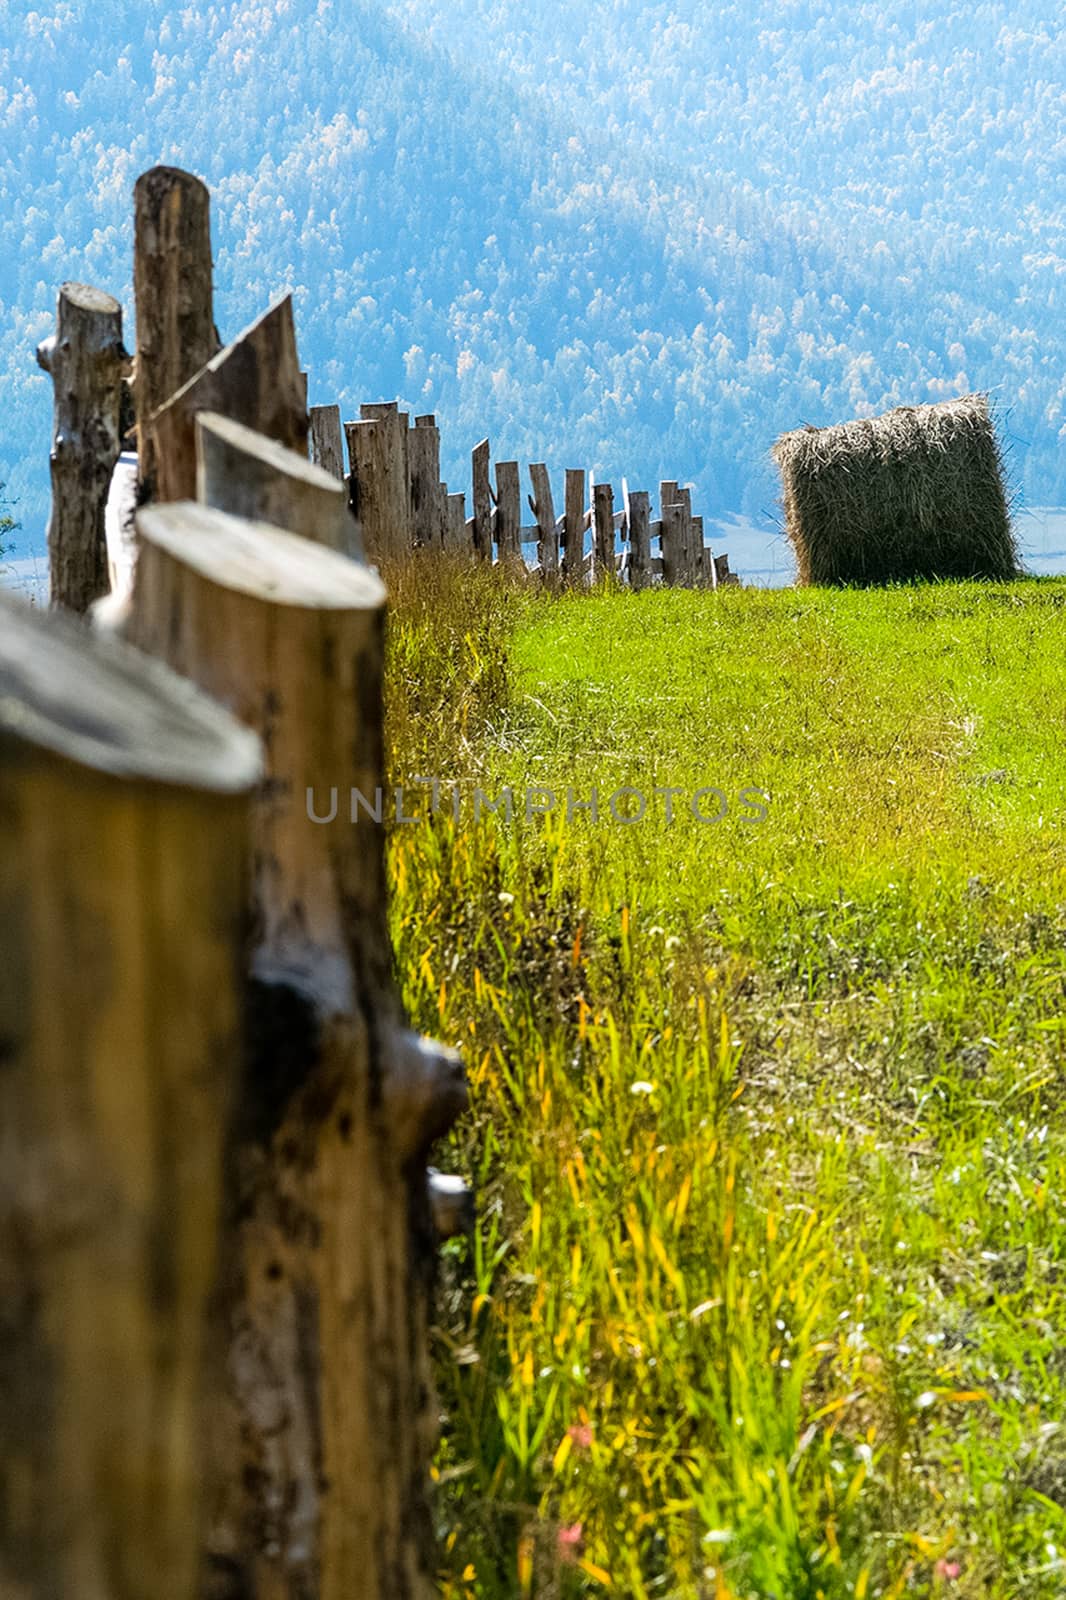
[566, 1422, 594, 1449]
[557, 1523, 583, 1565]
[935, 1559, 962, 1581]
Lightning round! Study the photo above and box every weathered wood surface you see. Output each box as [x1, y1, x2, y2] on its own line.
[676, 486, 695, 586]
[0, 588, 259, 1600]
[151, 295, 307, 504]
[196, 411, 362, 558]
[626, 488, 652, 590]
[494, 459, 522, 569]
[445, 492, 470, 551]
[563, 468, 586, 583]
[661, 499, 685, 587]
[347, 403, 410, 563]
[592, 481, 615, 580]
[409, 416, 446, 548]
[36, 282, 129, 613]
[309, 403, 345, 481]
[528, 463, 557, 578]
[471, 438, 493, 560]
[117, 500, 466, 1600]
[133, 166, 218, 501]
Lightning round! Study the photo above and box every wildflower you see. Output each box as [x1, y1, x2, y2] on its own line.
[567, 1422, 593, 1448]
[935, 1559, 962, 1581]
[557, 1523, 583, 1564]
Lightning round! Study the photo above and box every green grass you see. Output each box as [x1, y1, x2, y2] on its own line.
[383, 565, 1066, 1600]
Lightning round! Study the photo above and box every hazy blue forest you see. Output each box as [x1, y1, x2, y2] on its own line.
[1, 0, 1064, 564]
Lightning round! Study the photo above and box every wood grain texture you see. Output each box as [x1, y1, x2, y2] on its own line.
[528, 463, 557, 578]
[36, 282, 129, 613]
[196, 411, 362, 558]
[0, 588, 259, 1600]
[494, 460, 522, 569]
[471, 438, 493, 561]
[592, 481, 615, 580]
[118, 501, 465, 1600]
[133, 166, 218, 501]
[626, 489, 652, 591]
[151, 295, 307, 504]
[408, 418, 446, 548]
[563, 468, 586, 583]
[309, 404, 345, 482]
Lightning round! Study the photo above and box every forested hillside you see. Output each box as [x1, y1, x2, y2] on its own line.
[1, 0, 1064, 560]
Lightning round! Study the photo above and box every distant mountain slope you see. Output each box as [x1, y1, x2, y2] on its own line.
[0, 0, 1063, 559]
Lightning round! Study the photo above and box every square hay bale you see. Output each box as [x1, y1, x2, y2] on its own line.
[772, 394, 1018, 586]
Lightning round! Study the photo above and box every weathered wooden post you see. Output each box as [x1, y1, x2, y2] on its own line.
[109, 497, 465, 1600]
[36, 282, 129, 612]
[445, 491, 470, 552]
[346, 404, 409, 564]
[133, 166, 218, 502]
[152, 295, 308, 503]
[528, 463, 558, 579]
[659, 499, 685, 588]
[471, 437, 493, 560]
[0, 589, 260, 1600]
[494, 459, 523, 570]
[194, 412, 363, 558]
[563, 468, 586, 584]
[409, 415, 446, 548]
[309, 403, 345, 481]
[626, 488, 652, 591]
[592, 481, 615, 581]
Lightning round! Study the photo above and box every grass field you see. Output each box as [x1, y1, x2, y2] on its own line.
[383, 563, 1066, 1600]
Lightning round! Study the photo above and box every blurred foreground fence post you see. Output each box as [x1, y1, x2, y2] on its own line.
[0, 590, 260, 1600]
[102, 436, 466, 1595]
[36, 282, 130, 613]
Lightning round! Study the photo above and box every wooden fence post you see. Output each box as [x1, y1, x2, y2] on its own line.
[471, 438, 493, 561]
[36, 282, 129, 612]
[0, 589, 260, 1600]
[346, 404, 410, 564]
[409, 415, 446, 548]
[113, 498, 466, 1600]
[661, 500, 685, 587]
[195, 412, 362, 558]
[133, 166, 218, 501]
[563, 468, 586, 584]
[528, 463, 558, 579]
[494, 460, 522, 570]
[626, 489, 652, 591]
[445, 492, 470, 552]
[309, 404, 345, 481]
[152, 296, 307, 503]
[592, 482, 615, 581]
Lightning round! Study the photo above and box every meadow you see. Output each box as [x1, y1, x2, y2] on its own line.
[383, 561, 1066, 1599]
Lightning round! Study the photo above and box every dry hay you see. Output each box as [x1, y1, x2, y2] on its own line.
[772, 394, 1018, 586]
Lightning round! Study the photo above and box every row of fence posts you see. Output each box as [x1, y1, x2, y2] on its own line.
[3, 164, 467, 1600]
[306, 400, 738, 588]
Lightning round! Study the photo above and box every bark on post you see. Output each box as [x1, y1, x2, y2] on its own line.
[116, 500, 466, 1600]
[309, 404, 345, 481]
[592, 481, 615, 581]
[471, 438, 493, 561]
[626, 489, 652, 591]
[494, 459, 522, 570]
[563, 468, 586, 584]
[151, 296, 307, 504]
[195, 412, 362, 558]
[0, 589, 260, 1600]
[408, 417, 446, 548]
[36, 282, 129, 613]
[133, 166, 218, 502]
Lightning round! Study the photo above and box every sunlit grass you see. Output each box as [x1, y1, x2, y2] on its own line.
[385, 569, 1066, 1599]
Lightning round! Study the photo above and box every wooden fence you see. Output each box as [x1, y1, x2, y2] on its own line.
[308, 401, 740, 588]
[5, 164, 467, 1600]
